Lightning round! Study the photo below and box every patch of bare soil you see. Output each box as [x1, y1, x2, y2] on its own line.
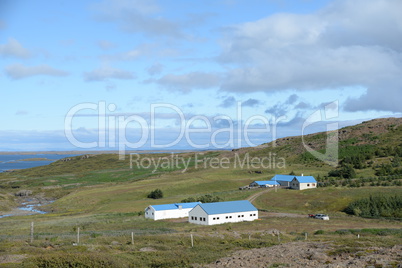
[196, 242, 402, 268]
[0, 254, 27, 264]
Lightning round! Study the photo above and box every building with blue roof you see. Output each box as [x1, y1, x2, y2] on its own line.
[267, 174, 317, 190]
[145, 202, 201, 220]
[188, 200, 258, 225]
[249, 180, 280, 188]
[270, 174, 297, 187]
[290, 176, 317, 190]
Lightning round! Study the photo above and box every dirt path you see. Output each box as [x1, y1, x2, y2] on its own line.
[247, 188, 275, 203]
[247, 188, 306, 218]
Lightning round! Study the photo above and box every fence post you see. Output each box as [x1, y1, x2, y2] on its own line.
[305, 232, 308, 240]
[77, 227, 80, 245]
[190, 234, 194, 248]
[131, 232, 134, 245]
[30, 222, 34, 243]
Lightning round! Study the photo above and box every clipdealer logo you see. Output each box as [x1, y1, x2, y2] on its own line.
[64, 100, 339, 167]
[64, 102, 286, 159]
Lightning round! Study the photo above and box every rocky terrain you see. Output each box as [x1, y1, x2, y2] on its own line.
[198, 242, 401, 268]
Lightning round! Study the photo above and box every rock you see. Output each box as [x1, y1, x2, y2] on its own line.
[309, 251, 329, 262]
[139, 247, 157, 252]
[15, 190, 32, 196]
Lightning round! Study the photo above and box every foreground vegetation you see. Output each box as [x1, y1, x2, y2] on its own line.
[0, 211, 401, 267]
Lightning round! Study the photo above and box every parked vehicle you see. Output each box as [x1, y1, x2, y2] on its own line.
[314, 214, 329, 220]
[308, 214, 315, 218]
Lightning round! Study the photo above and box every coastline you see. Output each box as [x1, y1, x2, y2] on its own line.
[0, 149, 204, 155]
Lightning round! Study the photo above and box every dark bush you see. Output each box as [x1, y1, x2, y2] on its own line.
[147, 189, 163, 199]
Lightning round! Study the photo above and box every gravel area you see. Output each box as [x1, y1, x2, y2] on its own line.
[196, 242, 402, 268]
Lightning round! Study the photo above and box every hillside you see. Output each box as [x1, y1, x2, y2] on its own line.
[0, 117, 401, 212]
[0, 117, 401, 267]
[235, 117, 402, 162]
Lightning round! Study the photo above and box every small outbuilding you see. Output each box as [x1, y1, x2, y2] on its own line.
[188, 200, 258, 225]
[249, 180, 280, 188]
[289, 176, 317, 190]
[145, 202, 201, 220]
[270, 174, 296, 187]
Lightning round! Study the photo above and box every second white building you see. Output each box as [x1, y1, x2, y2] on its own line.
[188, 200, 258, 225]
[145, 202, 201, 220]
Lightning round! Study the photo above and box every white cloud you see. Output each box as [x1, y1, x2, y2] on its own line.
[155, 72, 221, 92]
[93, 0, 182, 38]
[84, 66, 135, 81]
[5, 64, 69, 79]
[219, 96, 236, 108]
[147, 62, 164, 75]
[100, 45, 151, 61]
[15, 110, 28, 116]
[0, 38, 31, 58]
[97, 40, 116, 50]
[242, 98, 261, 107]
[218, 0, 402, 112]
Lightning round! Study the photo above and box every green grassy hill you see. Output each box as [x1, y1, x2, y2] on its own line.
[0, 117, 401, 214]
[0, 117, 401, 267]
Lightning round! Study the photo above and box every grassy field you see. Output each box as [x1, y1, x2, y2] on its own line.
[0, 150, 401, 267]
[0, 209, 400, 267]
[254, 186, 402, 213]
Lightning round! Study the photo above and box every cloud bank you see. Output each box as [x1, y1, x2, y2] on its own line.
[216, 0, 402, 112]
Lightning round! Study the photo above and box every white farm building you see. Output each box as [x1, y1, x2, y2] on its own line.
[290, 176, 317, 190]
[250, 180, 280, 188]
[270, 175, 317, 190]
[145, 202, 201, 220]
[270, 175, 296, 187]
[188, 200, 258, 225]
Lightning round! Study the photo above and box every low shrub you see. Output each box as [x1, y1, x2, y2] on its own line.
[22, 252, 128, 267]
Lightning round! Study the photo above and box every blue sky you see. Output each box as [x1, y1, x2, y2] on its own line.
[0, 0, 401, 151]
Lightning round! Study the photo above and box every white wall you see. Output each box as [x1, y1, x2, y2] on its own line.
[290, 179, 317, 190]
[298, 182, 317, 190]
[145, 206, 193, 220]
[189, 206, 258, 226]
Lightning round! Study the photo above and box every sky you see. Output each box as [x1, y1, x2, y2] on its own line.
[0, 0, 401, 152]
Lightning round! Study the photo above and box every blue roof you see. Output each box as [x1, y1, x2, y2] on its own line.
[253, 180, 280, 185]
[151, 202, 201, 211]
[271, 174, 296, 182]
[293, 176, 317, 183]
[195, 200, 257, 215]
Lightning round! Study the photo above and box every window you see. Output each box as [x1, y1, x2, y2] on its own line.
[238, 215, 241, 218]
[250, 214, 252, 217]
[217, 217, 219, 220]
[195, 217, 197, 220]
[213, 217, 216, 220]
[253, 214, 256, 216]
[229, 216, 232, 218]
[226, 216, 228, 219]
[307, 184, 310, 186]
[191, 216, 194, 220]
[241, 215, 244, 217]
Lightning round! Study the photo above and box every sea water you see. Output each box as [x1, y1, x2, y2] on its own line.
[0, 154, 80, 172]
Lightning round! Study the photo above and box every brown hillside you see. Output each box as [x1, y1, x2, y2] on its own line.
[226, 117, 402, 162]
